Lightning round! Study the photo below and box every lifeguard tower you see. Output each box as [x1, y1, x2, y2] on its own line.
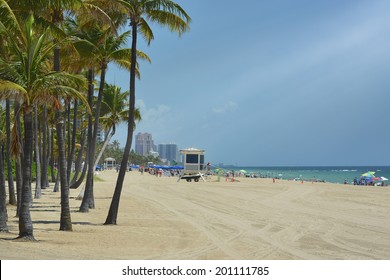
[104, 157, 116, 169]
[177, 148, 206, 182]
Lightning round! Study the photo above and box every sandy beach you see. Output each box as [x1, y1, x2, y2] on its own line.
[1, 170, 390, 260]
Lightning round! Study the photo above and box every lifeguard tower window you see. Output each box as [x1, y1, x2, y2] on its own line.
[200, 155, 205, 170]
[186, 154, 198, 164]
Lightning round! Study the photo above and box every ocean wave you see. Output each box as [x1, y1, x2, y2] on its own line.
[331, 169, 358, 172]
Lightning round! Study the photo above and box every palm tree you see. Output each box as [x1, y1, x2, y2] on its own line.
[94, 83, 141, 170]
[0, 12, 88, 238]
[72, 26, 149, 212]
[105, 0, 191, 225]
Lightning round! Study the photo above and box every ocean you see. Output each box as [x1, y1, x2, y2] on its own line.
[217, 166, 390, 184]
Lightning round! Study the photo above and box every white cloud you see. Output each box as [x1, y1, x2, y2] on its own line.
[136, 100, 171, 122]
[213, 101, 238, 114]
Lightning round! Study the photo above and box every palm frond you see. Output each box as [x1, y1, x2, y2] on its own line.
[138, 18, 154, 45]
[114, 0, 137, 15]
[80, 2, 118, 35]
[45, 85, 91, 114]
[10, 122, 21, 158]
[147, 9, 190, 36]
[0, 0, 25, 42]
[0, 80, 27, 96]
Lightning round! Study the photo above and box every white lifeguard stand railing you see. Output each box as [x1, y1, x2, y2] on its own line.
[177, 148, 206, 182]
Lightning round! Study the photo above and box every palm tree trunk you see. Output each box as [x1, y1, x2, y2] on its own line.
[105, 22, 138, 225]
[56, 111, 72, 231]
[71, 129, 86, 185]
[67, 99, 78, 183]
[53, 172, 60, 192]
[14, 101, 23, 218]
[49, 124, 56, 183]
[80, 65, 107, 211]
[6, 99, 16, 205]
[71, 160, 87, 190]
[17, 110, 35, 240]
[34, 106, 42, 199]
[53, 47, 72, 231]
[40, 106, 49, 189]
[66, 100, 71, 161]
[0, 144, 9, 232]
[79, 69, 94, 212]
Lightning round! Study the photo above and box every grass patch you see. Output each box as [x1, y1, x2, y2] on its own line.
[93, 175, 105, 182]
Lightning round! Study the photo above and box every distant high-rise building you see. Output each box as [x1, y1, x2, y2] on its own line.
[158, 143, 178, 164]
[96, 124, 107, 143]
[135, 132, 156, 156]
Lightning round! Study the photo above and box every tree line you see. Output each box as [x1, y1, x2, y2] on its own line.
[0, 0, 190, 241]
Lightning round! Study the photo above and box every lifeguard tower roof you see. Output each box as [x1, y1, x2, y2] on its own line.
[180, 148, 205, 154]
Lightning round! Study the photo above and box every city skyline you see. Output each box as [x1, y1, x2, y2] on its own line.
[134, 132, 181, 164]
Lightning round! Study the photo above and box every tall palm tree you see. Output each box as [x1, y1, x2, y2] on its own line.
[72, 26, 149, 212]
[105, 0, 191, 225]
[0, 12, 88, 238]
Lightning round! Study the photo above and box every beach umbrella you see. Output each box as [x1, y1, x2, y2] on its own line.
[361, 171, 375, 177]
[381, 177, 388, 181]
[170, 166, 183, 170]
[239, 169, 247, 173]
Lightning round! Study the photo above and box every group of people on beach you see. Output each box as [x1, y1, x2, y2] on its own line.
[352, 177, 386, 186]
[140, 167, 181, 177]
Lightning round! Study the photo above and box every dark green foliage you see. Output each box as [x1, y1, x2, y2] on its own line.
[99, 143, 162, 166]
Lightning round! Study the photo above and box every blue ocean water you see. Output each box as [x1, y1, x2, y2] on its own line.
[219, 166, 390, 184]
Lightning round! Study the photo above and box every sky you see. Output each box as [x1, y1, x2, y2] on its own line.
[106, 0, 390, 167]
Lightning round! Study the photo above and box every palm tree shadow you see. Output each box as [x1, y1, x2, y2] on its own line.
[30, 209, 59, 213]
[33, 220, 99, 226]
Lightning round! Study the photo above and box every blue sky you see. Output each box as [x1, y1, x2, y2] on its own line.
[106, 0, 390, 166]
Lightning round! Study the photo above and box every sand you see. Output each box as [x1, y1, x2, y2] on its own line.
[1, 170, 390, 260]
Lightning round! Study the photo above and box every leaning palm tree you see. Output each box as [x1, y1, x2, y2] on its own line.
[94, 83, 141, 170]
[105, 0, 191, 225]
[0, 13, 88, 239]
